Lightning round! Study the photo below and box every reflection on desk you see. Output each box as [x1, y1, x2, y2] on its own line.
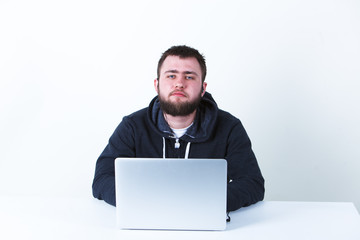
[0, 196, 359, 240]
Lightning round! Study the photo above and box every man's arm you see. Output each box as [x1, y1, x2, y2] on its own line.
[226, 121, 265, 212]
[92, 118, 135, 206]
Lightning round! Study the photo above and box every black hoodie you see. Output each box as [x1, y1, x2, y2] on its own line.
[92, 92, 264, 211]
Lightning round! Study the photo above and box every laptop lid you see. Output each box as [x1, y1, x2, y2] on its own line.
[115, 158, 227, 231]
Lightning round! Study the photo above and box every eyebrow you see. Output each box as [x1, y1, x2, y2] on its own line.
[164, 70, 199, 76]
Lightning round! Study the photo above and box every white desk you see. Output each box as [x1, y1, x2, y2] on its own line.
[0, 196, 359, 240]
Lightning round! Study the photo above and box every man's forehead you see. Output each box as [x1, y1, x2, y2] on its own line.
[161, 56, 201, 73]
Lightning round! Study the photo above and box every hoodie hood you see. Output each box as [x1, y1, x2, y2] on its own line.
[147, 92, 219, 143]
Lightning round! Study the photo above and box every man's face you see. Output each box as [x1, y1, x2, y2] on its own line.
[154, 56, 207, 116]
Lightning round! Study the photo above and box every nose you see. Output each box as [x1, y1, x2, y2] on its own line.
[174, 76, 185, 89]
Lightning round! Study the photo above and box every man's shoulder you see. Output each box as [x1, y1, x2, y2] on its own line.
[215, 108, 248, 133]
[215, 109, 249, 139]
[123, 107, 149, 123]
[114, 107, 149, 134]
[217, 109, 241, 123]
[127, 107, 148, 117]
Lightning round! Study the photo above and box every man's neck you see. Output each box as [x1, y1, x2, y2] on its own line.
[163, 111, 197, 129]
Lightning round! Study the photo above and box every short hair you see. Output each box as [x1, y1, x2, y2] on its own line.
[157, 45, 207, 82]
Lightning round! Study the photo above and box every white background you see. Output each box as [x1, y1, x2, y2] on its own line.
[1, 0, 359, 212]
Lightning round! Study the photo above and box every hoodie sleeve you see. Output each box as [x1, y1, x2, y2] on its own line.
[92, 117, 135, 206]
[226, 121, 265, 212]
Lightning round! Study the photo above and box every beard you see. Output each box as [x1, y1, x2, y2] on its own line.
[158, 89, 202, 117]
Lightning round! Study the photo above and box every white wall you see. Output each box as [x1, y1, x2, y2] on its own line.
[1, 0, 359, 211]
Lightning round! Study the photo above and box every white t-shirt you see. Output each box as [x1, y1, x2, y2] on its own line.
[171, 122, 193, 139]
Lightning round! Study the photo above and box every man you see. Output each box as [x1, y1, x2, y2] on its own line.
[92, 45, 264, 212]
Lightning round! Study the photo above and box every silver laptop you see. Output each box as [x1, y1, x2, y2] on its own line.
[114, 158, 227, 231]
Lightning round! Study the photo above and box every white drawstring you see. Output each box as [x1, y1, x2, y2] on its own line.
[162, 137, 166, 159]
[162, 137, 191, 159]
[184, 142, 191, 159]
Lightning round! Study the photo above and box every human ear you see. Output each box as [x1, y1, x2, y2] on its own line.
[201, 82, 207, 96]
[154, 78, 159, 94]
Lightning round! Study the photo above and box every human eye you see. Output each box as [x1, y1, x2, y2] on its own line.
[167, 75, 175, 79]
